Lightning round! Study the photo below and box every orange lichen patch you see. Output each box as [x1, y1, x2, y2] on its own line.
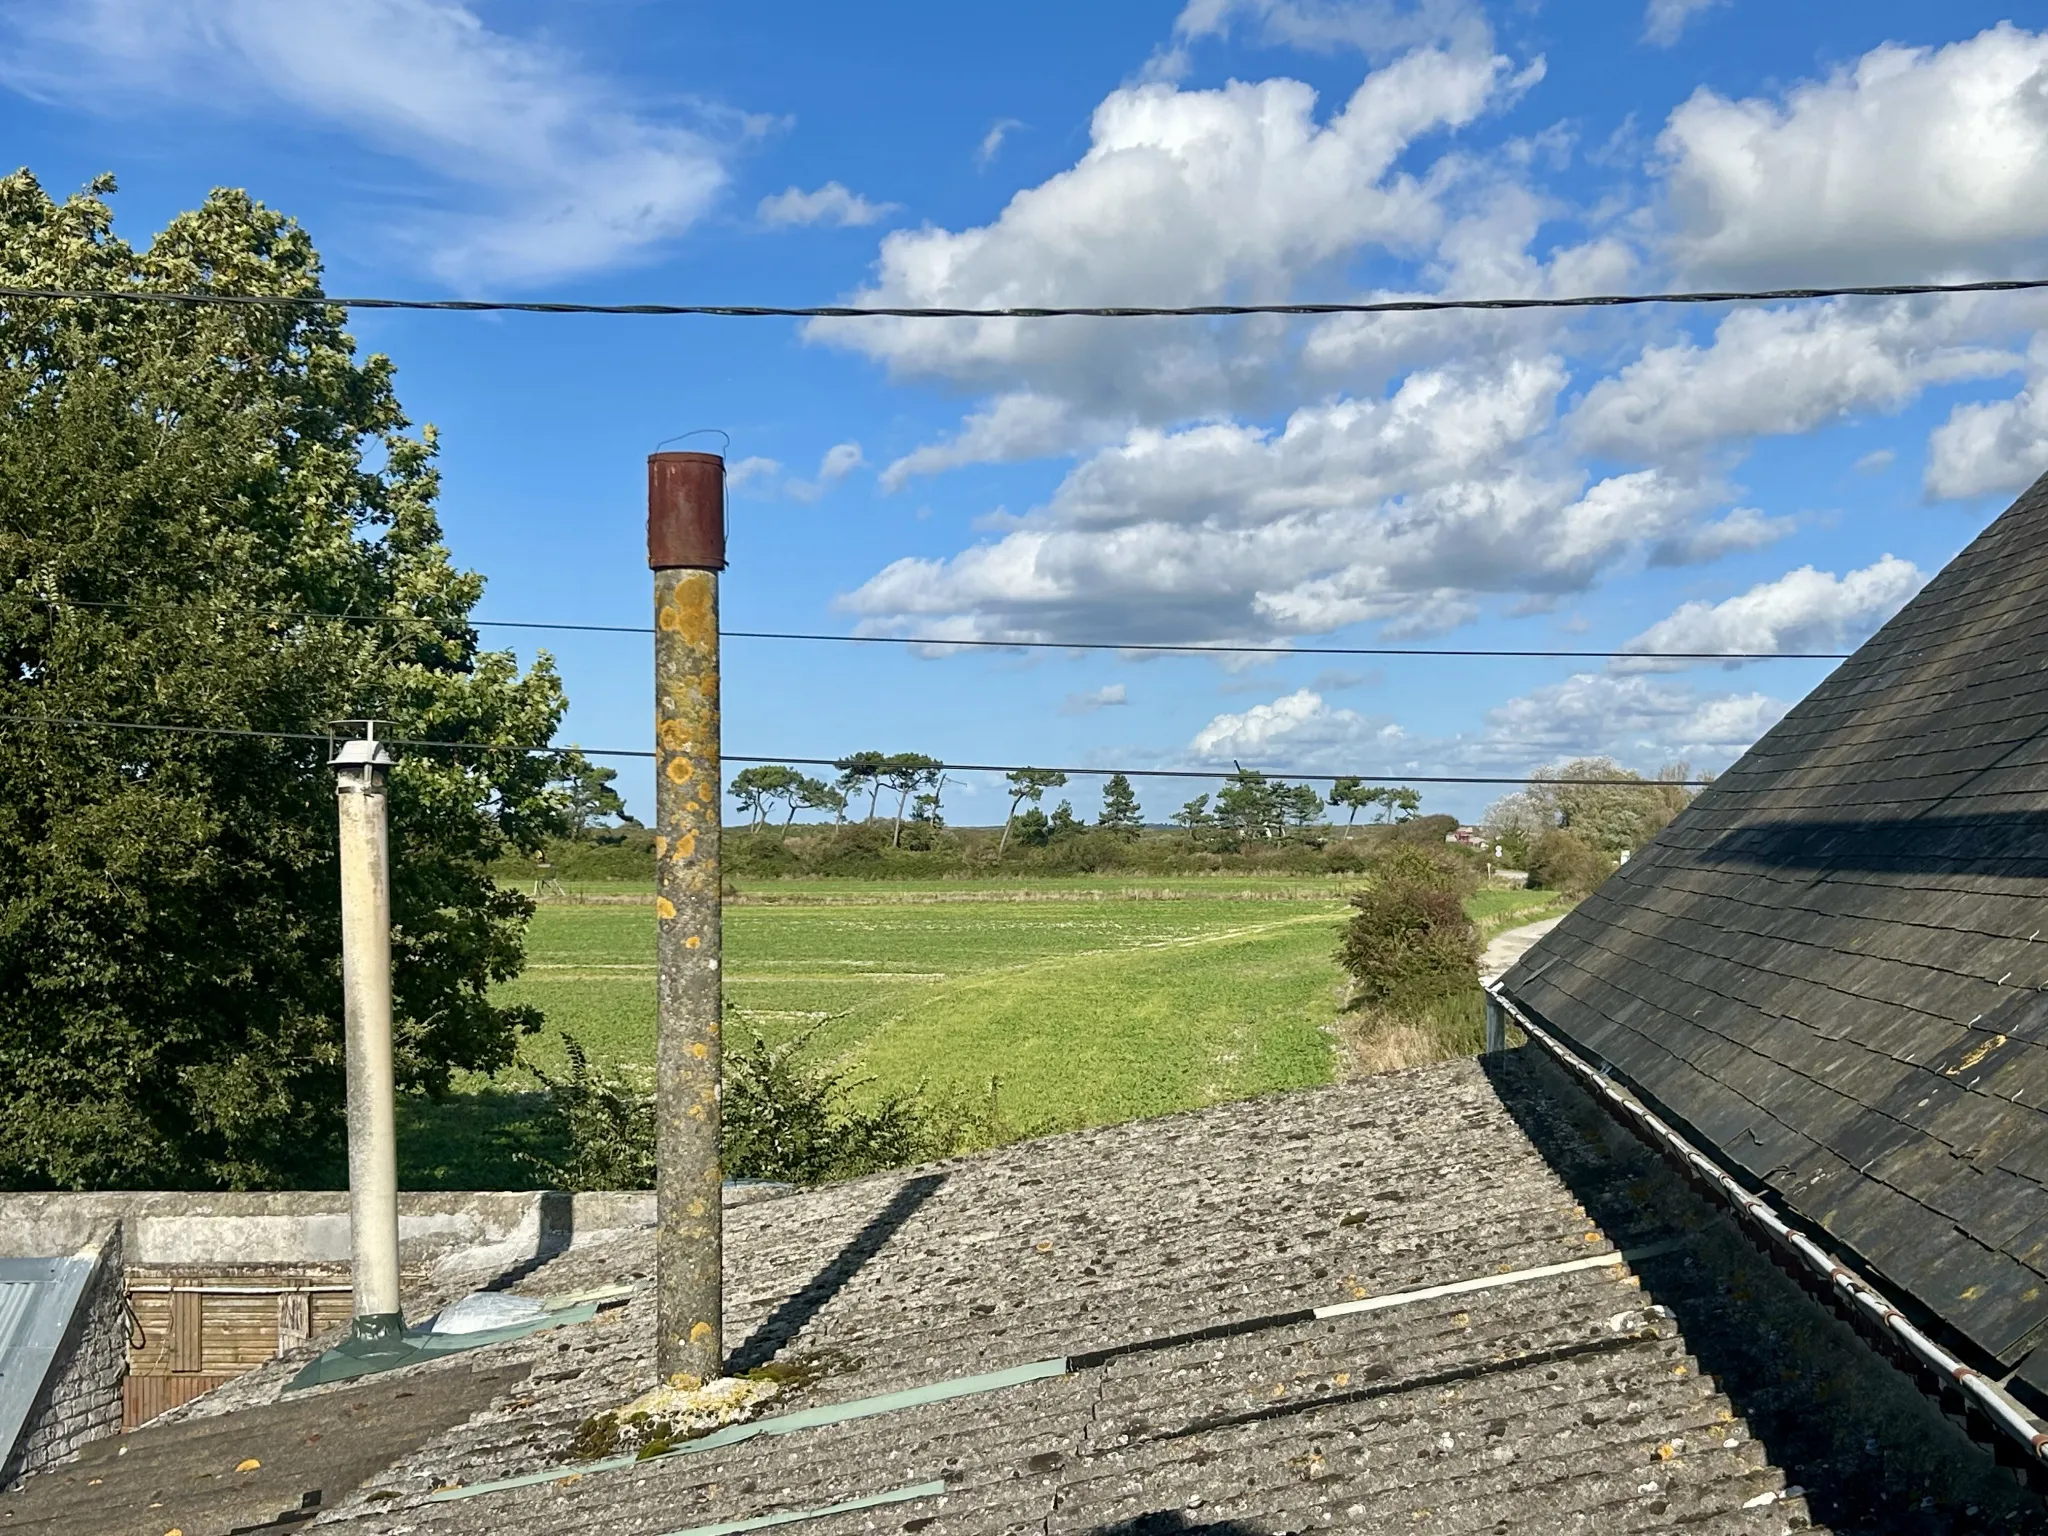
[672, 831, 698, 859]
[1947, 1033, 2008, 1076]
[656, 897, 677, 920]
[690, 1321, 715, 1344]
[685, 934, 702, 949]
[665, 758, 694, 784]
[691, 1042, 708, 1059]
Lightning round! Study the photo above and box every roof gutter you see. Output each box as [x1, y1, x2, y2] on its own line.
[1485, 979, 2048, 1480]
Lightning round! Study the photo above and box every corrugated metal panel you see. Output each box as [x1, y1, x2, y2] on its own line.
[0, 1255, 95, 1474]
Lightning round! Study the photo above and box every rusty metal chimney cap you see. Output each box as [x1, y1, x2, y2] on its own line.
[648, 451, 728, 571]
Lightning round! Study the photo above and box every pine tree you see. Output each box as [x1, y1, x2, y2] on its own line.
[1097, 772, 1144, 838]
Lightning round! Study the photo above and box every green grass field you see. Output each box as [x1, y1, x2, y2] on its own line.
[397, 879, 1564, 1187]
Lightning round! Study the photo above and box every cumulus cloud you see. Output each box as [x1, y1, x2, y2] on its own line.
[757, 182, 898, 228]
[844, 358, 1742, 643]
[1060, 684, 1129, 716]
[0, 0, 732, 284]
[1189, 688, 1401, 764]
[880, 394, 1104, 491]
[1568, 300, 2020, 460]
[1641, 0, 1722, 48]
[1657, 24, 2048, 284]
[809, 40, 1533, 425]
[1926, 342, 2048, 500]
[1478, 673, 1790, 763]
[1647, 506, 1793, 567]
[1617, 556, 1925, 671]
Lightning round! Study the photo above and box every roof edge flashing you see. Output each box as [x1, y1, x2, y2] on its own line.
[1488, 981, 2048, 1484]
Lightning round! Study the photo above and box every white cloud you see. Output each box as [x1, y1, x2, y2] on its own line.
[1479, 673, 1789, 763]
[1060, 684, 1129, 716]
[1641, 0, 1722, 49]
[0, 0, 732, 285]
[809, 41, 1533, 425]
[1189, 688, 1398, 764]
[977, 118, 1025, 168]
[1171, 0, 1491, 59]
[726, 456, 782, 491]
[1926, 341, 2048, 500]
[757, 182, 898, 228]
[880, 394, 1103, 491]
[1617, 556, 1925, 671]
[1854, 448, 1896, 475]
[783, 442, 866, 504]
[1568, 300, 2021, 460]
[1648, 506, 1793, 567]
[843, 359, 1738, 644]
[1657, 24, 2048, 284]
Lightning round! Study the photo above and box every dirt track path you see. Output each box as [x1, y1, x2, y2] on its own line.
[1480, 914, 1565, 980]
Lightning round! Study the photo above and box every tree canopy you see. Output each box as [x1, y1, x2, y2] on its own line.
[0, 173, 572, 1189]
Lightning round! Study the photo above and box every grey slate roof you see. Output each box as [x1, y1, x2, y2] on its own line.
[1499, 468, 2048, 1397]
[6, 1054, 2042, 1535]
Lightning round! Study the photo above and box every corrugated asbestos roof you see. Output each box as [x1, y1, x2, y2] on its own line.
[1501, 468, 2048, 1397]
[9, 1056, 2042, 1534]
[0, 1255, 95, 1476]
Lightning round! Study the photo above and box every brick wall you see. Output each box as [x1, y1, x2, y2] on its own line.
[2, 1226, 126, 1483]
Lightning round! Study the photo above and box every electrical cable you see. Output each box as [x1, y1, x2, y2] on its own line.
[0, 714, 1717, 786]
[1, 276, 2045, 319]
[34, 600, 1851, 662]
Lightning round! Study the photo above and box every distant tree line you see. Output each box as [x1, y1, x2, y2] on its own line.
[714, 756, 1434, 859]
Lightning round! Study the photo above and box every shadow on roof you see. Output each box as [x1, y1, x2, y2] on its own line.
[1699, 811, 2048, 872]
[726, 1172, 946, 1374]
[1478, 1045, 2048, 1532]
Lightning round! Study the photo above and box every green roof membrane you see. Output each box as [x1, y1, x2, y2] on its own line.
[1499, 468, 2048, 1396]
[286, 1302, 600, 1390]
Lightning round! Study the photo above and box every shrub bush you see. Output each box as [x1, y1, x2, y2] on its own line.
[1525, 829, 1613, 896]
[516, 1024, 1000, 1190]
[1336, 847, 1482, 1010]
[517, 1037, 655, 1190]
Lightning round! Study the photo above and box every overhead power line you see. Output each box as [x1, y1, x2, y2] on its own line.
[39, 600, 1849, 662]
[0, 714, 1713, 787]
[0, 276, 2044, 320]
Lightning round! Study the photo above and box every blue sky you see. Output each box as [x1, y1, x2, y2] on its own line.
[5, 0, 2047, 825]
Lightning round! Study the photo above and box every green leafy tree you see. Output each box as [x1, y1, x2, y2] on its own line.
[1172, 793, 1214, 841]
[551, 753, 631, 837]
[1328, 777, 1380, 837]
[833, 751, 887, 821]
[1215, 770, 1284, 840]
[1482, 758, 1698, 863]
[1282, 782, 1327, 834]
[1096, 773, 1144, 838]
[1011, 807, 1052, 847]
[998, 767, 1066, 856]
[730, 764, 800, 831]
[0, 173, 571, 1189]
[1380, 785, 1422, 823]
[796, 776, 846, 826]
[1048, 800, 1082, 839]
[878, 752, 943, 847]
